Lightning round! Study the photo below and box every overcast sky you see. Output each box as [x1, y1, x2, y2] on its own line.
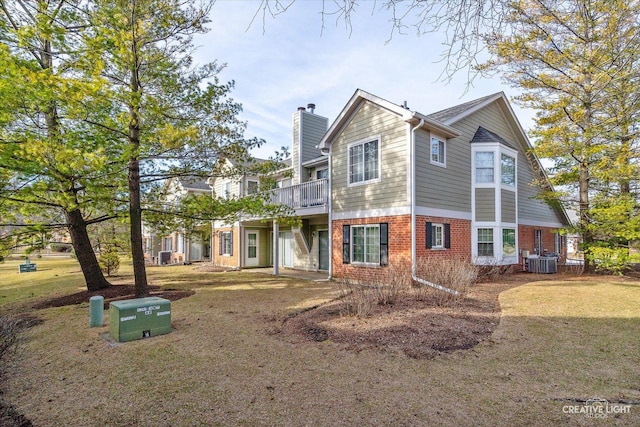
[193, 1, 532, 159]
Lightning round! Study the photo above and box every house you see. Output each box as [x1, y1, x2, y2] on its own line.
[210, 89, 571, 280]
[145, 177, 212, 264]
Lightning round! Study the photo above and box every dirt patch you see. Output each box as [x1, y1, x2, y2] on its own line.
[32, 284, 195, 310]
[274, 272, 552, 359]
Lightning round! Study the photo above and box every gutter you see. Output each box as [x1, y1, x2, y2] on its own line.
[410, 118, 459, 295]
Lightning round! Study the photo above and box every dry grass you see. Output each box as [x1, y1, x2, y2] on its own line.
[1, 258, 640, 426]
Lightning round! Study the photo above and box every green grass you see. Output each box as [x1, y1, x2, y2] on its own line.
[1, 259, 639, 426]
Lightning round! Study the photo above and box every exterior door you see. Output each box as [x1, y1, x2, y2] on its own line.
[318, 230, 329, 271]
[245, 230, 259, 267]
[279, 231, 294, 268]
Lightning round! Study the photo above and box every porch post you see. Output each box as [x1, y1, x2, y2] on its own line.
[273, 220, 279, 275]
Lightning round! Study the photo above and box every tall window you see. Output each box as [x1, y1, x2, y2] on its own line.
[502, 228, 516, 256]
[246, 180, 259, 195]
[431, 137, 446, 166]
[348, 139, 379, 185]
[501, 154, 515, 186]
[222, 181, 231, 199]
[477, 228, 494, 256]
[219, 231, 233, 256]
[351, 225, 380, 264]
[475, 152, 494, 183]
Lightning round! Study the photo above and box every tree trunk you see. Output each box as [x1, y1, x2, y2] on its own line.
[65, 208, 111, 292]
[129, 155, 149, 298]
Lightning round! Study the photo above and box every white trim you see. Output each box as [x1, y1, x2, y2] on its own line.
[415, 206, 472, 221]
[431, 223, 445, 249]
[333, 206, 410, 220]
[519, 219, 565, 228]
[346, 135, 382, 187]
[350, 223, 381, 266]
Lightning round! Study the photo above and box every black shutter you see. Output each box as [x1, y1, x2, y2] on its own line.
[444, 223, 451, 249]
[426, 221, 432, 249]
[342, 225, 350, 264]
[379, 223, 388, 266]
[229, 231, 233, 256]
[218, 231, 223, 255]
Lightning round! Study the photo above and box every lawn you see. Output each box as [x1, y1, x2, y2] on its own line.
[1, 257, 639, 426]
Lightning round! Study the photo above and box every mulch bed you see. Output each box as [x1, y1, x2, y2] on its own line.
[32, 285, 195, 310]
[273, 272, 548, 359]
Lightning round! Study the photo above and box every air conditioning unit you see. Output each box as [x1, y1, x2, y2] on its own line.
[528, 256, 557, 273]
[158, 251, 172, 265]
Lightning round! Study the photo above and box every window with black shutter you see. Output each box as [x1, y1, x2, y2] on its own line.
[342, 225, 350, 264]
[379, 223, 388, 266]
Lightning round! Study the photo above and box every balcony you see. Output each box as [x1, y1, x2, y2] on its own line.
[265, 178, 329, 214]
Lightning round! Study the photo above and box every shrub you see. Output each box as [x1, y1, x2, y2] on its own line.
[337, 264, 412, 317]
[413, 255, 479, 306]
[0, 315, 26, 383]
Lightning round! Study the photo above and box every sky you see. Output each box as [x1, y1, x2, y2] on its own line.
[193, 0, 533, 159]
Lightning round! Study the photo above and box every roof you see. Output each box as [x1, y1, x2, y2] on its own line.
[318, 89, 460, 151]
[176, 177, 211, 192]
[471, 126, 517, 150]
[427, 92, 504, 124]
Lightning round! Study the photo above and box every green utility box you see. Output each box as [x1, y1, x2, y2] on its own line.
[109, 297, 171, 342]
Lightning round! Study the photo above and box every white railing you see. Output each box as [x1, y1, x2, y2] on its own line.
[265, 179, 328, 209]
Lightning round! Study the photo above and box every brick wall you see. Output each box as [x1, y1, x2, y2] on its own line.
[332, 215, 473, 281]
[518, 224, 565, 261]
[416, 216, 472, 259]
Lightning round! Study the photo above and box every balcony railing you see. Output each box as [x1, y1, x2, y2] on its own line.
[265, 178, 328, 210]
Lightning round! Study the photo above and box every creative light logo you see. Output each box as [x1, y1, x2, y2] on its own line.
[562, 398, 632, 419]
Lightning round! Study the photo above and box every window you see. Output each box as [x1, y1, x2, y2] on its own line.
[219, 231, 233, 256]
[316, 168, 328, 180]
[352, 225, 380, 264]
[477, 228, 494, 256]
[502, 228, 516, 256]
[177, 234, 184, 253]
[164, 237, 173, 252]
[342, 223, 388, 266]
[501, 154, 515, 186]
[426, 222, 451, 249]
[348, 139, 379, 185]
[222, 181, 231, 199]
[430, 137, 446, 166]
[475, 152, 494, 183]
[246, 180, 259, 195]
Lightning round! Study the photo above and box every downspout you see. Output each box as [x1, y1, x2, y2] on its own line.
[320, 145, 332, 280]
[410, 118, 459, 295]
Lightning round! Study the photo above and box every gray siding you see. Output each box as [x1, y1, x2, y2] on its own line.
[291, 113, 300, 184]
[517, 153, 562, 224]
[331, 101, 408, 213]
[415, 128, 470, 212]
[300, 112, 328, 164]
[475, 188, 495, 221]
[501, 189, 516, 223]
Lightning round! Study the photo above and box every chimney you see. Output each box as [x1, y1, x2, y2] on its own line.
[297, 106, 306, 111]
[307, 103, 316, 114]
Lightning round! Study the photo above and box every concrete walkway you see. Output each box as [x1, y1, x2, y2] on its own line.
[249, 267, 331, 282]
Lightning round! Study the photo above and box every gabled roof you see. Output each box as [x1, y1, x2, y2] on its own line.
[318, 89, 460, 151]
[471, 126, 517, 150]
[177, 177, 211, 192]
[427, 93, 503, 124]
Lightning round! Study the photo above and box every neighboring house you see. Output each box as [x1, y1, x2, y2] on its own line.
[211, 90, 570, 280]
[145, 177, 212, 264]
